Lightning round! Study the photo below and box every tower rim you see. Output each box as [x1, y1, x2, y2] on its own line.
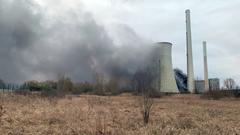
[155, 42, 172, 46]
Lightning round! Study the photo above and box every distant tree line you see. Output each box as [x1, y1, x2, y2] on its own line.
[223, 78, 239, 90]
[0, 68, 159, 97]
[0, 79, 21, 91]
[0, 79, 5, 89]
[1, 71, 238, 97]
[0, 73, 134, 96]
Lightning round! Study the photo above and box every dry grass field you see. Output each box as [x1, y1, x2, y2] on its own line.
[0, 93, 240, 135]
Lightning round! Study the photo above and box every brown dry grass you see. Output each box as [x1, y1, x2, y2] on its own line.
[0, 93, 240, 135]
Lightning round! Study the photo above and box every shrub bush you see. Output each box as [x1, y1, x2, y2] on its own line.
[234, 90, 240, 98]
[201, 90, 238, 100]
[41, 89, 59, 97]
[72, 82, 94, 95]
[201, 91, 222, 100]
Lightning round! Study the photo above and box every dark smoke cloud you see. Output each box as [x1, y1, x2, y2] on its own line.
[0, 0, 43, 83]
[0, 0, 151, 83]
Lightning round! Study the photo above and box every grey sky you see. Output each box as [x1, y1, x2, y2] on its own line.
[81, 0, 240, 84]
[0, 0, 240, 85]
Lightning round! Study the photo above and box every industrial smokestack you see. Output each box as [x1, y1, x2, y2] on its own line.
[185, 9, 195, 93]
[153, 42, 178, 93]
[203, 41, 209, 91]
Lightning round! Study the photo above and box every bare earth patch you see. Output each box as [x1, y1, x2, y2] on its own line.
[0, 93, 239, 135]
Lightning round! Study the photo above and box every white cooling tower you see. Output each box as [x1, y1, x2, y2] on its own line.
[153, 42, 178, 93]
[185, 9, 195, 93]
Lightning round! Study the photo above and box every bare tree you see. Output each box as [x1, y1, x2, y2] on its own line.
[133, 68, 155, 125]
[105, 77, 119, 95]
[140, 90, 154, 124]
[0, 79, 5, 92]
[132, 69, 155, 94]
[224, 78, 236, 90]
[94, 73, 106, 95]
[57, 75, 73, 95]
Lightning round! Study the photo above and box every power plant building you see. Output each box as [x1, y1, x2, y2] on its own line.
[195, 78, 220, 92]
[209, 78, 220, 90]
[148, 10, 217, 94]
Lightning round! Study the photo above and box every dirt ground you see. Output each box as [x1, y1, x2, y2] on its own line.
[0, 93, 239, 135]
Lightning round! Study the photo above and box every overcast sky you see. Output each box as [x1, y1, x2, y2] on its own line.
[0, 0, 240, 85]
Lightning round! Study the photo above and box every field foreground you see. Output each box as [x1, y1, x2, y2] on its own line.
[0, 93, 240, 135]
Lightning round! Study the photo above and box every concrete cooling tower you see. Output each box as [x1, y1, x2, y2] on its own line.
[152, 42, 179, 93]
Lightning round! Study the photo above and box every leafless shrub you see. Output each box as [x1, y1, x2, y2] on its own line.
[47, 97, 59, 106]
[201, 91, 224, 100]
[0, 104, 4, 120]
[85, 96, 95, 115]
[201, 90, 238, 100]
[56, 75, 73, 97]
[105, 78, 120, 95]
[95, 111, 108, 135]
[109, 106, 118, 125]
[133, 69, 155, 125]
[139, 91, 154, 125]
[176, 117, 197, 129]
[73, 82, 94, 94]
[94, 73, 107, 95]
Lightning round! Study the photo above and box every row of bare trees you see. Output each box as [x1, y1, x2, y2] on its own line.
[223, 78, 239, 90]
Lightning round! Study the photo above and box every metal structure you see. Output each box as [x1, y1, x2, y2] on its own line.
[152, 42, 179, 93]
[203, 41, 209, 91]
[185, 9, 195, 93]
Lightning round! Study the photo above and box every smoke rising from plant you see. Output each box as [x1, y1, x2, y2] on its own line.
[0, 0, 152, 83]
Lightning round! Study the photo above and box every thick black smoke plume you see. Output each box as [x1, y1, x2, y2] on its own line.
[174, 68, 188, 92]
[0, 0, 187, 91]
[0, 0, 151, 83]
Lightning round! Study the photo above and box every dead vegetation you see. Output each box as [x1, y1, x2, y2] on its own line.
[0, 93, 240, 135]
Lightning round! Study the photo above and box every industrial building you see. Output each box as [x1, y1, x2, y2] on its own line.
[150, 9, 195, 93]
[149, 9, 218, 94]
[195, 78, 220, 93]
[209, 78, 220, 90]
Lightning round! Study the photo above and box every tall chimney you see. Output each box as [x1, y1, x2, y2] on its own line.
[185, 9, 195, 93]
[203, 41, 209, 91]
